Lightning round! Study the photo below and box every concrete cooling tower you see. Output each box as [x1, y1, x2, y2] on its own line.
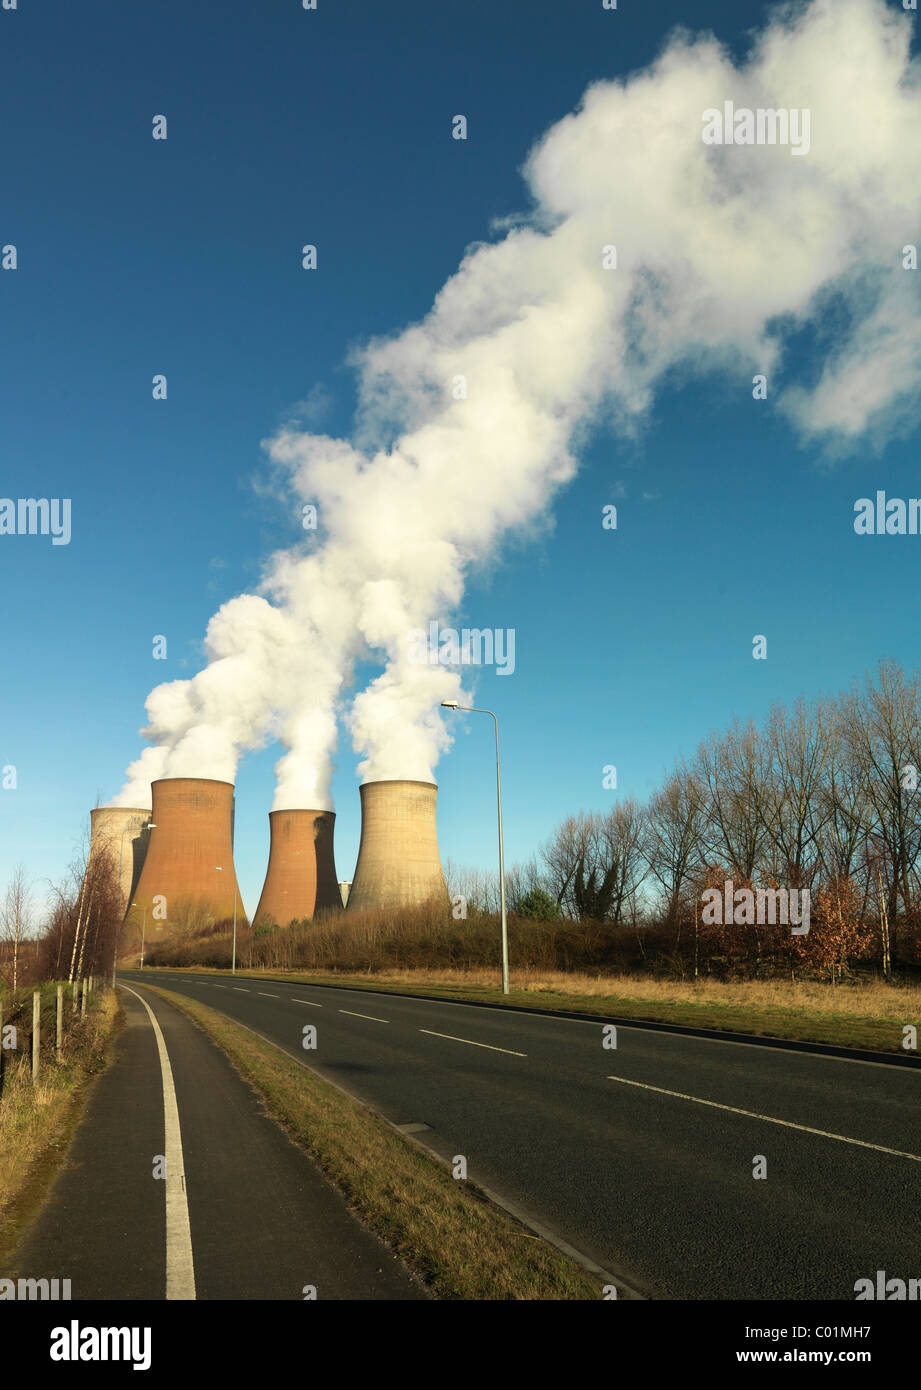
[346, 779, 449, 912]
[253, 810, 341, 927]
[87, 807, 152, 918]
[126, 777, 244, 936]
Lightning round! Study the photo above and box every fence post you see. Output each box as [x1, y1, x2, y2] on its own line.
[32, 991, 40, 1082]
[56, 985, 63, 1061]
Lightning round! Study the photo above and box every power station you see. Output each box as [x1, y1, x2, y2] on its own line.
[92, 774, 450, 939]
[347, 779, 449, 912]
[87, 807, 151, 918]
[253, 809, 341, 926]
[125, 777, 244, 940]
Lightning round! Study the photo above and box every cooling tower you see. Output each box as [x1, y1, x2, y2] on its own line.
[126, 778, 244, 936]
[87, 807, 152, 918]
[253, 810, 341, 926]
[347, 779, 449, 912]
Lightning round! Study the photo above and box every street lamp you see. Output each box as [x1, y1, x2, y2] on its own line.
[119, 822, 155, 982]
[130, 901, 148, 970]
[441, 700, 509, 994]
[216, 867, 238, 975]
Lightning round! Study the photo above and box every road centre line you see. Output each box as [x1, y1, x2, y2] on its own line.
[257, 992, 280, 998]
[606, 1074, 921, 1162]
[420, 1028, 527, 1057]
[339, 1009, 390, 1023]
[293, 999, 322, 1007]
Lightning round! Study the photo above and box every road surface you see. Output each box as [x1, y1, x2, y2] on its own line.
[117, 968, 921, 1301]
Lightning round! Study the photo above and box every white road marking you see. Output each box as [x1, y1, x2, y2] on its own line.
[233, 988, 249, 993]
[606, 1074, 921, 1162]
[293, 999, 322, 1007]
[213, 985, 228, 989]
[257, 992, 280, 998]
[339, 1009, 389, 1023]
[121, 986, 197, 1300]
[420, 1028, 526, 1057]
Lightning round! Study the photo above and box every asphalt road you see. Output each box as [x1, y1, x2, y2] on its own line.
[7, 985, 425, 1301]
[119, 968, 921, 1301]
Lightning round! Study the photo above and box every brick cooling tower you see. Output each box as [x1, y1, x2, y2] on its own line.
[88, 807, 151, 918]
[346, 779, 449, 912]
[253, 810, 341, 926]
[126, 778, 244, 937]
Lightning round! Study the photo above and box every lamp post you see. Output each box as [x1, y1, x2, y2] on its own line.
[216, 867, 238, 975]
[131, 822, 156, 975]
[441, 701, 509, 995]
[113, 825, 132, 985]
[131, 902, 148, 969]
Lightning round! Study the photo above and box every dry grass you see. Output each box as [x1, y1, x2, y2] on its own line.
[365, 966, 921, 1020]
[142, 984, 605, 1300]
[0, 986, 119, 1261]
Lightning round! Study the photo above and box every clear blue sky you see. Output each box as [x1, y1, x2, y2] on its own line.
[2, 0, 919, 916]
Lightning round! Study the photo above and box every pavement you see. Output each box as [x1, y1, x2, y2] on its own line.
[5, 983, 426, 1301]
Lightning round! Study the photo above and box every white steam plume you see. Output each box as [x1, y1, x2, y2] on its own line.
[115, 0, 921, 809]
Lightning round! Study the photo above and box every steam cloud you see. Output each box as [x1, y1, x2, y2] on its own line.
[114, 0, 921, 812]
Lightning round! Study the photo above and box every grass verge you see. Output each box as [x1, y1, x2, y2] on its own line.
[0, 985, 120, 1267]
[152, 964, 921, 1056]
[141, 983, 604, 1300]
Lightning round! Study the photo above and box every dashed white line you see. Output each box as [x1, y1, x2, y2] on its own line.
[420, 1028, 526, 1057]
[257, 992, 280, 998]
[606, 1074, 921, 1162]
[293, 999, 322, 1007]
[233, 988, 249, 993]
[339, 1009, 390, 1023]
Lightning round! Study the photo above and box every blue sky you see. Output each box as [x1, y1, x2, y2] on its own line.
[2, 0, 920, 915]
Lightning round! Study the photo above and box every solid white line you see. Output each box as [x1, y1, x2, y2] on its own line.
[339, 1009, 389, 1023]
[420, 1028, 526, 1057]
[606, 1074, 921, 1162]
[293, 999, 322, 1007]
[121, 986, 197, 1299]
[257, 992, 280, 998]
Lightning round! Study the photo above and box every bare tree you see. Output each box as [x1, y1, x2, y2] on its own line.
[541, 814, 593, 917]
[694, 721, 768, 880]
[646, 765, 704, 930]
[758, 697, 832, 888]
[598, 799, 648, 924]
[0, 864, 32, 990]
[843, 660, 920, 950]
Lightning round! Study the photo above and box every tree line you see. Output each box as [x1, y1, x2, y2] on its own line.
[448, 659, 921, 978]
